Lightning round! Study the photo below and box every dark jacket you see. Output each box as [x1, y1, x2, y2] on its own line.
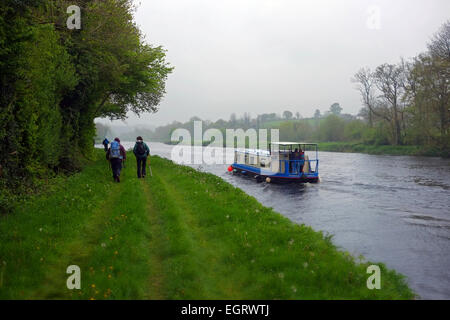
[133, 141, 150, 159]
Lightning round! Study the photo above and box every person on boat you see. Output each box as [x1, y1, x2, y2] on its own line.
[133, 136, 150, 179]
[298, 148, 305, 173]
[106, 137, 126, 182]
[290, 148, 300, 173]
[288, 148, 298, 173]
[102, 137, 109, 152]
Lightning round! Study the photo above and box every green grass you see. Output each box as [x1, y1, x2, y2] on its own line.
[0, 150, 415, 299]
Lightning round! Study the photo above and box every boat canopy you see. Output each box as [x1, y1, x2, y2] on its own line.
[269, 142, 319, 158]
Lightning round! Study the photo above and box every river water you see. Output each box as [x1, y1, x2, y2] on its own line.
[110, 142, 450, 299]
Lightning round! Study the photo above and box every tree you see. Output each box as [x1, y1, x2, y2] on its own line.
[329, 103, 343, 115]
[373, 63, 407, 145]
[229, 113, 237, 127]
[189, 116, 202, 122]
[283, 110, 293, 120]
[295, 112, 301, 119]
[0, 0, 173, 211]
[428, 20, 450, 61]
[314, 109, 321, 119]
[242, 112, 251, 128]
[353, 68, 376, 126]
[319, 115, 345, 142]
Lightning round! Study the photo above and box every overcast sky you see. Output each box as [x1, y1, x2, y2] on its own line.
[100, 0, 450, 127]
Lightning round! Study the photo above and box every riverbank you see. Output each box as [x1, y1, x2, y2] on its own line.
[317, 142, 447, 157]
[0, 150, 414, 299]
[161, 140, 447, 158]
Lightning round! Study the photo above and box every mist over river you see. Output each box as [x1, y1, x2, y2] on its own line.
[103, 142, 450, 299]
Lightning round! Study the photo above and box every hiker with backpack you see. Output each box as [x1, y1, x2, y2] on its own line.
[102, 137, 109, 152]
[106, 137, 127, 182]
[133, 136, 150, 178]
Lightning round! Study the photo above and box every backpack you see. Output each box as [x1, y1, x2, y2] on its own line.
[110, 141, 122, 159]
[136, 142, 146, 156]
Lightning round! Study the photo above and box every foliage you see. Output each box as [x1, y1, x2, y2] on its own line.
[0, 0, 172, 213]
[353, 20, 449, 153]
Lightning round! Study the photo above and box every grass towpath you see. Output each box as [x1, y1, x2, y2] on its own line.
[0, 151, 415, 299]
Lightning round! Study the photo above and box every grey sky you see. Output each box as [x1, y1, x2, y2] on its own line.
[99, 0, 450, 127]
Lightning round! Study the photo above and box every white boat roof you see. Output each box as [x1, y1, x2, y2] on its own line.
[270, 142, 318, 145]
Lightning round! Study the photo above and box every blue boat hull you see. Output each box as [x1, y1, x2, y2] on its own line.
[231, 163, 319, 183]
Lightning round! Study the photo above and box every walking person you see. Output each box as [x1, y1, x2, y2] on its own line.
[106, 137, 126, 182]
[133, 136, 150, 178]
[102, 137, 109, 152]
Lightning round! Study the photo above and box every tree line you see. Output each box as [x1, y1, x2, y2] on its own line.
[353, 21, 449, 153]
[140, 103, 357, 144]
[145, 22, 448, 156]
[0, 0, 172, 212]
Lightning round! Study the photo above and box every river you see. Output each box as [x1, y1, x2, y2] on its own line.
[104, 142, 450, 299]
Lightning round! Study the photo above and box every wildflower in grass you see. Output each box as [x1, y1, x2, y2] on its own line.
[303, 262, 308, 268]
[114, 251, 118, 255]
[255, 209, 259, 213]
[291, 286, 297, 293]
[288, 239, 294, 246]
[109, 266, 113, 270]
[278, 273, 284, 279]
[91, 284, 96, 288]
[108, 274, 112, 279]
[270, 248, 275, 252]
[39, 228, 43, 232]
[90, 297, 95, 300]
[101, 243, 106, 248]
[109, 236, 113, 240]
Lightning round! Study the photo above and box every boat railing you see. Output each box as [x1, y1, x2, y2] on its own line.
[234, 150, 319, 175]
[280, 159, 319, 175]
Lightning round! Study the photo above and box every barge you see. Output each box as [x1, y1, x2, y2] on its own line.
[230, 142, 319, 183]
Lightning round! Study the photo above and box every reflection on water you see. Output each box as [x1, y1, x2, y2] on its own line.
[112, 142, 450, 299]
